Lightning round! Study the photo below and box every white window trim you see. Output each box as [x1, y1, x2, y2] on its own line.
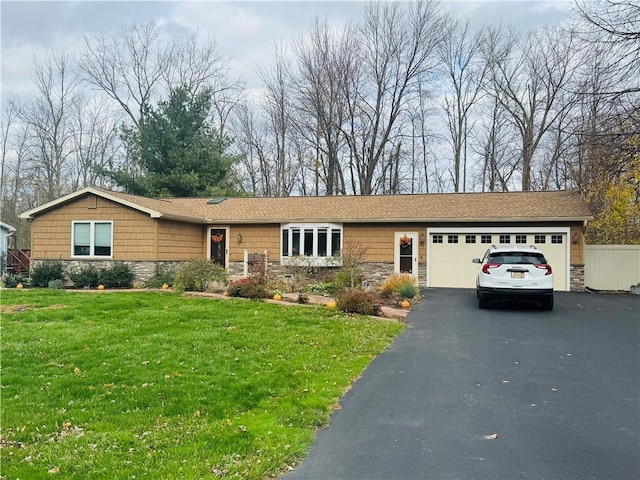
[280, 223, 343, 266]
[71, 220, 113, 258]
[207, 226, 230, 269]
[394, 232, 419, 282]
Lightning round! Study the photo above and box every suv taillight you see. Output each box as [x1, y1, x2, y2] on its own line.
[535, 264, 552, 275]
[482, 263, 501, 274]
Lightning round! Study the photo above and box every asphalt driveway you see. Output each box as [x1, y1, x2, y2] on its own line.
[285, 289, 640, 480]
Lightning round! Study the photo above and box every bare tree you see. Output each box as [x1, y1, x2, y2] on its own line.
[80, 22, 240, 133]
[575, 0, 640, 96]
[230, 102, 270, 196]
[80, 22, 169, 127]
[291, 19, 356, 195]
[474, 96, 517, 192]
[258, 45, 301, 196]
[0, 101, 18, 205]
[70, 98, 121, 190]
[485, 26, 579, 190]
[18, 51, 81, 202]
[438, 20, 488, 192]
[341, 1, 446, 194]
[1, 100, 35, 247]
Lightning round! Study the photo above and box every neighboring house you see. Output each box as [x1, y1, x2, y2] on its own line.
[1, 221, 17, 275]
[20, 187, 593, 291]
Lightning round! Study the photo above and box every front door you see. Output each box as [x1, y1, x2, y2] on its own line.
[210, 228, 227, 268]
[394, 232, 419, 281]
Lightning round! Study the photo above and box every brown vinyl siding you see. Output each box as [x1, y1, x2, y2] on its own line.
[30, 195, 156, 260]
[345, 224, 427, 263]
[157, 220, 205, 260]
[570, 226, 584, 264]
[228, 224, 280, 262]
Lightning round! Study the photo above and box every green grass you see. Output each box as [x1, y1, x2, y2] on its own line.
[0, 290, 404, 479]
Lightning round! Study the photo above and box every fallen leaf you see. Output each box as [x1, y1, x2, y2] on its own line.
[48, 466, 60, 474]
[485, 433, 498, 440]
[551, 387, 558, 392]
[73, 367, 81, 375]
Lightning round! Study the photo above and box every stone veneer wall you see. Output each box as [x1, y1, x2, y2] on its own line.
[32, 259, 185, 286]
[229, 260, 396, 288]
[36, 260, 424, 291]
[570, 263, 585, 292]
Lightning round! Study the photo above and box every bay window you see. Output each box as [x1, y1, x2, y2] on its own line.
[281, 223, 342, 265]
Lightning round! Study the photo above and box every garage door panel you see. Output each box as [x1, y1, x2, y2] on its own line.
[427, 231, 568, 291]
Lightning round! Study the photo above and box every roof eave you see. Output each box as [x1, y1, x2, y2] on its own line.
[19, 187, 165, 220]
[211, 216, 594, 224]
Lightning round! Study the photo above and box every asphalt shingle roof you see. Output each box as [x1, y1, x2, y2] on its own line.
[96, 188, 592, 224]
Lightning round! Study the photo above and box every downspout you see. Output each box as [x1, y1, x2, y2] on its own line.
[3, 228, 16, 275]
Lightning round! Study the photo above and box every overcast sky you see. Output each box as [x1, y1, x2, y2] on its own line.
[1, 0, 573, 109]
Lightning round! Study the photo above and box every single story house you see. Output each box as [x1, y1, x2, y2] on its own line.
[1, 221, 16, 275]
[20, 187, 593, 291]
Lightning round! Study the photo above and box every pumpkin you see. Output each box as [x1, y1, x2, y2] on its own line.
[16, 283, 23, 290]
[273, 294, 282, 301]
[326, 300, 337, 309]
[401, 299, 410, 309]
[98, 284, 105, 290]
[162, 283, 169, 290]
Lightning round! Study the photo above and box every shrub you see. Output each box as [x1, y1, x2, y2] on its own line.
[174, 259, 228, 292]
[3, 273, 28, 289]
[30, 261, 64, 288]
[99, 263, 134, 288]
[144, 265, 176, 288]
[307, 281, 336, 296]
[398, 283, 418, 299]
[380, 273, 416, 297]
[227, 277, 268, 299]
[48, 279, 65, 289]
[336, 289, 376, 315]
[297, 292, 309, 304]
[332, 269, 363, 292]
[68, 264, 101, 289]
[332, 241, 367, 290]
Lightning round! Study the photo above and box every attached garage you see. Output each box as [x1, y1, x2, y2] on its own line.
[427, 227, 570, 291]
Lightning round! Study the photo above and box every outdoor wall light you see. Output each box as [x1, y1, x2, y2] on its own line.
[420, 233, 426, 246]
[237, 233, 243, 243]
[572, 232, 579, 244]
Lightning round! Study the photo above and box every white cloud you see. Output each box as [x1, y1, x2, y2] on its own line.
[1, 0, 572, 110]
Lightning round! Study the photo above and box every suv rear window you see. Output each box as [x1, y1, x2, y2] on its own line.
[489, 252, 547, 264]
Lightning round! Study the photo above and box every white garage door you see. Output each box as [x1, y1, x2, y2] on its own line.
[426, 227, 569, 291]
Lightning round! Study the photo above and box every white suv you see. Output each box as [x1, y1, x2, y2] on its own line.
[472, 246, 554, 310]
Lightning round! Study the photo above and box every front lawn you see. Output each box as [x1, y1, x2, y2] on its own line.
[0, 290, 404, 479]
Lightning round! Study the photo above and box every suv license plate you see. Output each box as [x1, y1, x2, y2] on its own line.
[511, 272, 525, 279]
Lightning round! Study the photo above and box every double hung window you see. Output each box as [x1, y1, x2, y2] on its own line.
[73, 221, 112, 257]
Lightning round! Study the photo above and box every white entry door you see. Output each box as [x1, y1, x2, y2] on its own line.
[394, 232, 419, 282]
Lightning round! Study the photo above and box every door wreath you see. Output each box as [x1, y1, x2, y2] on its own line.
[399, 235, 412, 247]
[212, 233, 224, 243]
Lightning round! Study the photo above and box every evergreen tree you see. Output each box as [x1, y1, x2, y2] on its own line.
[112, 86, 237, 197]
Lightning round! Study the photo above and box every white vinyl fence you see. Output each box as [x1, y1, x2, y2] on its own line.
[585, 245, 640, 291]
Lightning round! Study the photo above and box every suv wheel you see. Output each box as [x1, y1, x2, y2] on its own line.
[478, 291, 489, 309]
